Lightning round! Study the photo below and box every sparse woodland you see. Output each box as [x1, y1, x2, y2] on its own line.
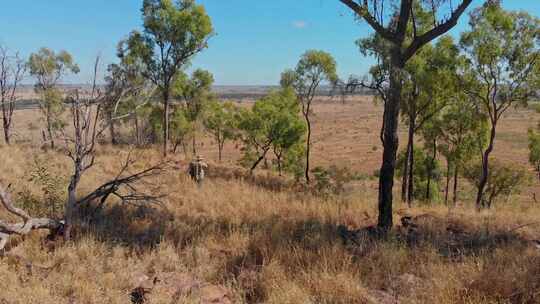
[1, 0, 540, 303]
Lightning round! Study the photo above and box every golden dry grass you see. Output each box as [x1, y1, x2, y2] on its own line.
[1, 98, 540, 303]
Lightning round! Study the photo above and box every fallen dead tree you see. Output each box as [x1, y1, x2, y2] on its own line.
[0, 183, 61, 251]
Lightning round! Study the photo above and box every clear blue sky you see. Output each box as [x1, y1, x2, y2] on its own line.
[0, 0, 538, 85]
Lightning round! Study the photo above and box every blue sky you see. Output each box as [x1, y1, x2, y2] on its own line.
[0, 0, 538, 85]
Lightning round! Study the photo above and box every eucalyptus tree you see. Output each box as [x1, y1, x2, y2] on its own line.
[204, 100, 238, 162]
[238, 89, 306, 174]
[338, 0, 474, 229]
[357, 10, 463, 207]
[459, 3, 540, 208]
[401, 36, 463, 205]
[102, 64, 127, 145]
[28, 48, 79, 149]
[438, 98, 488, 205]
[280, 50, 338, 183]
[103, 41, 155, 146]
[174, 69, 214, 155]
[0, 46, 25, 145]
[125, 0, 213, 156]
[169, 106, 193, 155]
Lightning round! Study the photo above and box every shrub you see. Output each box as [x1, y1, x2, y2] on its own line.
[464, 160, 528, 208]
[528, 102, 540, 113]
[311, 165, 353, 197]
[23, 158, 67, 218]
[396, 148, 442, 202]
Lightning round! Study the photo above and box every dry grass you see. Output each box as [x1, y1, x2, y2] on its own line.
[1, 98, 540, 303]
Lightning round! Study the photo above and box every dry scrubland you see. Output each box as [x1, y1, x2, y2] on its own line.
[2, 97, 540, 303]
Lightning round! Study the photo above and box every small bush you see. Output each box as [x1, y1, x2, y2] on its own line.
[397, 148, 442, 202]
[528, 102, 540, 113]
[311, 165, 353, 197]
[464, 160, 529, 208]
[23, 158, 66, 218]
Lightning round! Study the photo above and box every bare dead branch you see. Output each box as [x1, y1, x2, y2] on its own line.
[0, 183, 61, 251]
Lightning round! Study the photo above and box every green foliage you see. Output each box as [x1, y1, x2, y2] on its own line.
[237, 89, 305, 172]
[464, 160, 528, 208]
[311, 165, 354, 197]
[28, 47, 80, 90]
[281, 50, 338, 102]
[529, 103, 540, 114]
[42, 87, 67, 128]
[28, 48, 79, 141]
[397, 148, 442, 202]
[204, 100, 238, 160]
[460, 4, 540, 112]
[281, 50, 337, 181]
[175, 69, 214, 123]
[528, 128, 540, 179]
[459, 4, 539, 205]
[170, 106, 193, 152]
[438, 98, 489, 173]
[21, 158, 67, 219]
[281, 143, 305, 180]
[126, 0, 213, 92]
[173, 69, 215, 154]
[130, 102, 166, 144]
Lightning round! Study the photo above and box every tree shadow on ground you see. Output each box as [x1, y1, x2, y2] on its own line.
[66, 203, 540, 303]
[74, 203, 174, 252]
[73, 201, 535, 259]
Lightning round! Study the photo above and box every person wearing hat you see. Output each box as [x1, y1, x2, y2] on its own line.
[188, 155, 208, 186]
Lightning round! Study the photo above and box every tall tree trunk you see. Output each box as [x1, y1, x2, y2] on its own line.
[250, 149, 269, 174]
[426, 138, 437, 202]
[109, 110, 117, 145]
[64, 167, 81, 241]
[407, 122, 415, 206]
[46, 111, 55, 149]
[304, 111, 312, 184]
[218, 139, 223, 162]
[453, 165, 459, 206]
[192, 133, 197, 156]
[182, 142, 188, 158]
[1, 102, 11, 145]
[476, 123, 497, 209]
[402, 110, 416, 206]
[277, 154, 283, 176]
[377, 52, 404, 230]
[2, 120, 10, 145]
[173, 139, 182, 154]
[445, 160, 451, 205]
[162, 89, 170, 157]
[134, 115, 140, 146]
[401, 136, 410, 202]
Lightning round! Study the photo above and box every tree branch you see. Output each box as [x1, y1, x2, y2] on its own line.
[0, 183, 61, 251]
[338, 0, 398, 43]
[403, 0, 473, 61]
